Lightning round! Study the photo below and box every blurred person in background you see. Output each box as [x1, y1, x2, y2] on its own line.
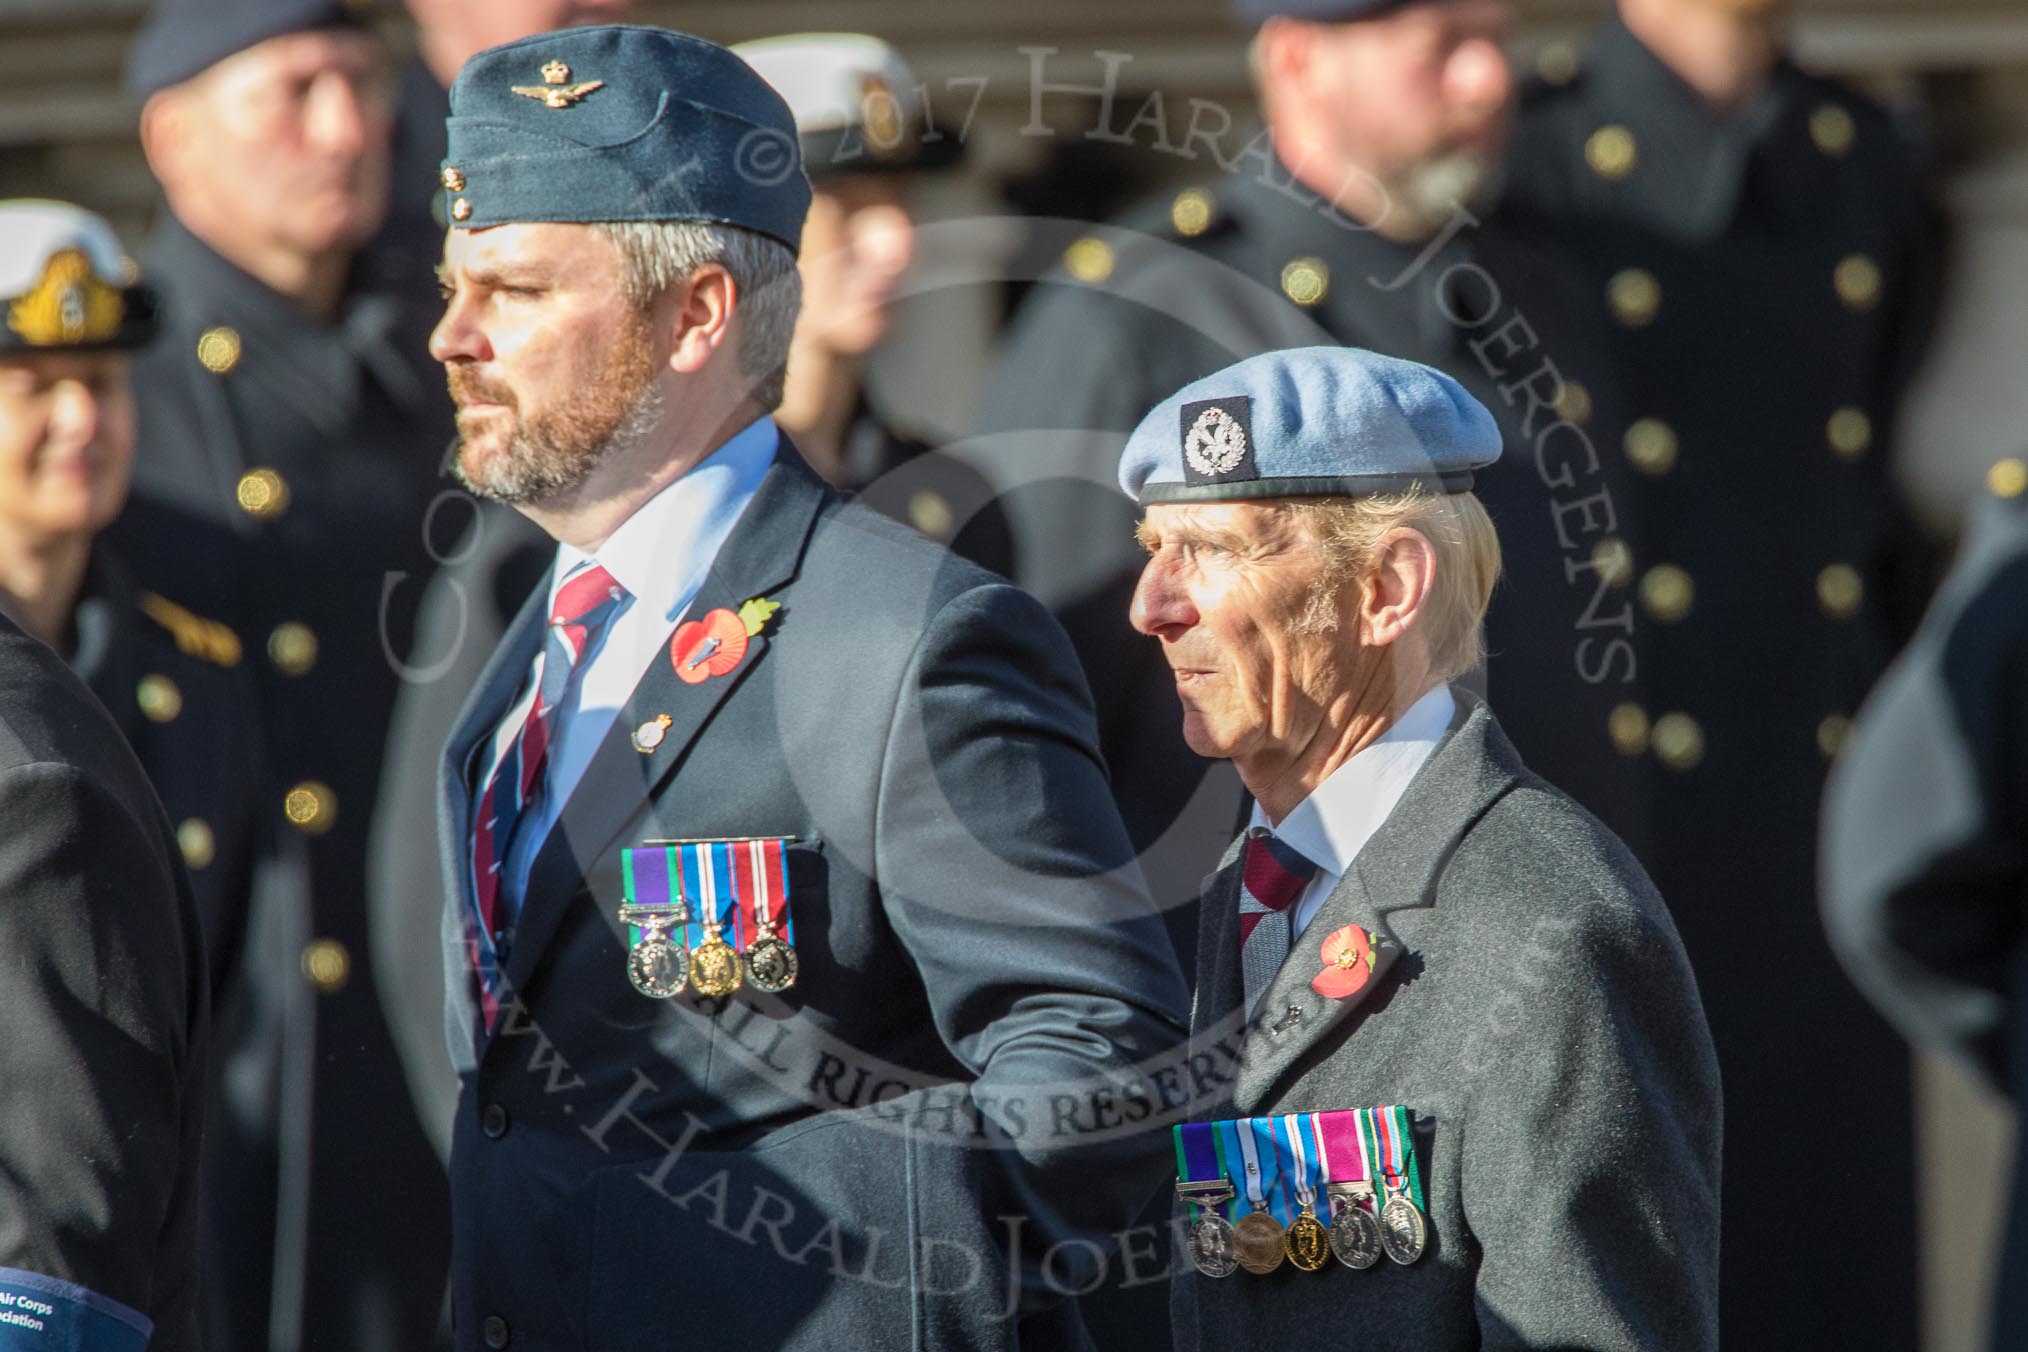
[0, 198, 210, 1352]
[1498, 0, 1944, 1341]
[736, 31, 1015, 577]
[118, 0, 453, 1345]
[381, 0, 634, 273]
[1822, 454, 2028, 1352]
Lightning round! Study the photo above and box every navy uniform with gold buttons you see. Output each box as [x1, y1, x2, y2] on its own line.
[116, 0, 454, 1347]
[1499, 13, 1942, 1347]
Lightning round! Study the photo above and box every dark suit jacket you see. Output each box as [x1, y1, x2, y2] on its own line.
[435, 447, 1189, 1349]
[0, 615, 207, 1349]
[1172, 693, 1721, 1351]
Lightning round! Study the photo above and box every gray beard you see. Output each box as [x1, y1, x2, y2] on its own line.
[453, 380, 667, 507]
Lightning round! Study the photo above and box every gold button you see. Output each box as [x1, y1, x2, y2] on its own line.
[235, 467, 290, 519]
[1639, 564, 1695, 622]
[1652, 712, 1705, 771]
[1608, 703, 1650, 756]
[1817, 714, 1854, 760]
[1810, 103, 1856, 157]
[1063, 236, 1114, 284]
[1585, 124, 1638, 181]
[283, 780, 337, 835]
[441, 165, 465, 192]
[196, 326, 241, 375]
[1591, 536, 1633, 588]
[268, 622, 318, 677]
[1624, 418, 1679, 475]
[1988, 457, 2027, 499]
[1555, 380, 1593, 426]
[136, 673, 182, 723]
[1280, 257, 1330, 307]
[1170, 188, 1215, 238]
[177, 818, 215, 870]
[907, 490, 954, 539]
[1817, 563, 1864, 618]
[301, 938, 351, 994]
[1536, 41, 1579, 85]
[1608, 268, 1660, 327]
[451, 198, 473, 223]
[1834, 254, 1882, 311]
[1827, 407, 1873, 459]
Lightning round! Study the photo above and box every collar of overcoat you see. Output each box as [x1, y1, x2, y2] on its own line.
[1193, 690, 1525, 1113]
[436, 443, 831, 1027]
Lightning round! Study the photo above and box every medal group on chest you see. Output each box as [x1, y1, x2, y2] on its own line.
[618, 838, 800, 1000]
[1176, 1106, 1427, 1278]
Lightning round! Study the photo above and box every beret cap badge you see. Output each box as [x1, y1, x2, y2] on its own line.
[512, 59, 605, 109]
[1183, 404, 1249, 477]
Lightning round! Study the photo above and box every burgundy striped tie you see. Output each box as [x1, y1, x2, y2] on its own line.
[1238, 831, 1318, 1014]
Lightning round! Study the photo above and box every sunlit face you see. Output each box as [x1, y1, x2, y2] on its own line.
[431, 222, 664, 504]
[1302, 0, 1514, 224]
[794, 175, 917, 357]
[167, 30, 393, 257]
[0, 353, 136, 543]
[1130, 502, 1357, 767]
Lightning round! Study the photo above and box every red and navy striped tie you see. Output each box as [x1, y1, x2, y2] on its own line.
[1238, 830, 1318, 1014]
[468, 561, 627, 1026]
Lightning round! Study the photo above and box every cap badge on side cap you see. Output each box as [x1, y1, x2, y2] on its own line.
[512, 59, 606, 109]
[7, 249, 122, 347]
[1181, 399, 1255, 482]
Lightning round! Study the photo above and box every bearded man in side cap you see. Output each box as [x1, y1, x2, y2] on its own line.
[429, 26, 1186, 1349]
[1126, 347, 1719, 1349]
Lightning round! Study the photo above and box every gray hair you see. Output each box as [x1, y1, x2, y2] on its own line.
[596, 221, 802, 412]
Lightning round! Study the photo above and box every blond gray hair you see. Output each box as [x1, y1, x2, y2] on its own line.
[596, 221, 802, 411]
[1285, 489, 1502, 681]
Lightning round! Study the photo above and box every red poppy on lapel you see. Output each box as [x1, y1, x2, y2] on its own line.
[1312, 923, 1376, 1000]
[670, 607, 748, 684]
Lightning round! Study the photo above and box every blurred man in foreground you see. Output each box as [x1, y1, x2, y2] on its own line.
[121, 0, 452, 1344]
[1123, 347, 1719, 1348]
[0, 198, 209, 1352]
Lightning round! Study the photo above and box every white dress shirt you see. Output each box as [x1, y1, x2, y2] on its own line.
[1249, 683, 1456, 939]
[479, 415, 778, 908]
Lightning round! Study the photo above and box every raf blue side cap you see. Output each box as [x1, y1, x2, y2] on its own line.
[126, 0, 362, 100]
[443, 25, 812, 253]
[1118, 346, 1501, 505]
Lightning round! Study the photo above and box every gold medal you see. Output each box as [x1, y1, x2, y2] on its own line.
[744, 922, 799, 993]
[1232, 1209, 1286, 1275]
[689, 932, 742, 997]
[1380, 1192, 1428, 1266]
[1284, 1206, 1329, 1271]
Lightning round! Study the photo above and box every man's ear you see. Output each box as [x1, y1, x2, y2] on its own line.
[1360, 526, 1438, 649]
[665, 264, 737, 376]
[138, 88, 189, 189]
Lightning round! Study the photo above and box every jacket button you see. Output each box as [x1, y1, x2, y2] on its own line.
[481, 1104, 509, 1139]
[482, 1314, 509, 1348]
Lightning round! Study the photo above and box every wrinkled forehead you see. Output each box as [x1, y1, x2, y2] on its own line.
[1140, 499, 1313, 544]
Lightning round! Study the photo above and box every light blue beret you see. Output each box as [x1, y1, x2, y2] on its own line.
[443, 26, 811, 252]
[1118, 346, 1502, 505]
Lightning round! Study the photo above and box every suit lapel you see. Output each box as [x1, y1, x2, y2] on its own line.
[1231, 694, 1522, 1111]
[500, 450, 832, 998]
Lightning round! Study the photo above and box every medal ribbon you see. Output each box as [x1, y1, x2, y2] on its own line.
[679, 842, 740, 950]
[1286, 1113, 1323, 1217]
[1226, 1118, 1282, 1223]
[1384, 1104, 1427, 1211]
[620, 845, 685, 946]
[733, 837, 795, 947]
[1357, 1108, 1392, 1209]
[1172, 1122, 1232, 1222]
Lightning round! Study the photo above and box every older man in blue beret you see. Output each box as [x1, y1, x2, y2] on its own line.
[1126, 348, 1720, 1349]
[428, 25, 1188, 1350]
